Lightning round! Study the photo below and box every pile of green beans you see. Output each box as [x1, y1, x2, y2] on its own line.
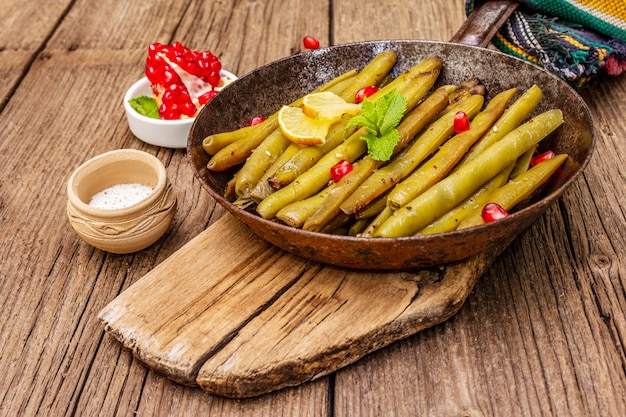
[203, 51, 568, 237]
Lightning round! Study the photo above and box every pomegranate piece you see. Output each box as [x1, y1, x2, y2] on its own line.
[198, 90, 219, 106]
[249, 115, 266, 126]
[303, 36, 320, 49]
[355, 85, 378, 103]
[453, 111, 470, 134]
[330, 160, 353, 182]
[530, 150, 556, 167]
[481, 203, 509, 223]
[145, 41, 222, 119]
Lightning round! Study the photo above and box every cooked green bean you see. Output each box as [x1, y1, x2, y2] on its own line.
[447, 78, 485, 106]
[234, 128, 291, 198]
[457, 153, 568, 229]
[370, 57, 443, 112]
[374, 109, 564, 237]
[355, 193, 388, 219]
[267, 114, 354, 189]
[202, 123, 261, 156]
[249, 142, 301, 201]
[349, 217, 371, 236]
[387, 87, 517, 210]
[202, 69, 358, 155]
[361, 205, 394, 237]
[337, 50, 398, 102]
[302, 157, 375, 232]
[340, 93, 485, 215]
[256, 59, 446, 220]
[206, 69, 364, 171]
[458, 84, 543, 168]
[336, 55, 442, 108]
[275, 185, 334, 227]
[510, 145, 536, 179]
[256, 127, 368, 219]
[302, 85, 452, 232]
[267, 57, 444, 190]
[416, 163, 515, 235]
[207, 115, 279, 171]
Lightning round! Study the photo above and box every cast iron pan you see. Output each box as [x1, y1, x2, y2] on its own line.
[187, 0, 595, 270]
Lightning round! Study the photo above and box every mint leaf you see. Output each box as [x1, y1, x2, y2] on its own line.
[362, 130, 400, 161]
[128, 95, 160, 119]
[379, 92, 406, 135]
[344, 89, 407, 161]
[375, 92, 391, 130]
[345, 114, 375, 135]
[360, 98, 376, 122]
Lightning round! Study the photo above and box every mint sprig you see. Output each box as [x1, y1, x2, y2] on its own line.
[128, 95, 160, 119]
[345, 89, 407, 161]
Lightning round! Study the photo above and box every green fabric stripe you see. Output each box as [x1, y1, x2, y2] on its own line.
[525, 0, 626, 41]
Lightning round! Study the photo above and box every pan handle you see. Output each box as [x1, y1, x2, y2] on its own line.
[449, 0, 518, 48]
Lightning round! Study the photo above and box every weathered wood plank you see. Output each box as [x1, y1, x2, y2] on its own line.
[0, 50, 33, 109]
[0, 0, 73, 109]
[0, 0, 625, 415]
[330, 0, 626, 416]
[99, 213, 495, 398]
[0, 0, 71, 48]
[333, 0, 466, 44]
[172, 0, 329, 75]
[0, 0, 330, 415]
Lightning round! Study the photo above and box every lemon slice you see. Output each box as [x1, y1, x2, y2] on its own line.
[278, 105, 331, 145]
[301, 91, 361, 122]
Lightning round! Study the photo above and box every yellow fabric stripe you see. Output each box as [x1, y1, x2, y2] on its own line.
[552, 29, 588, 49]
[575, 0, 626, 20]
[494, 33, 541, 64]
[568, 0, 626, 31]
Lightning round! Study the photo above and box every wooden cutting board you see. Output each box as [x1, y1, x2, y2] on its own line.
[99, 213, 499, 398]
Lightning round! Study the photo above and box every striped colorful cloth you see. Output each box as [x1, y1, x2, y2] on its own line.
[466, 0, 626, 87]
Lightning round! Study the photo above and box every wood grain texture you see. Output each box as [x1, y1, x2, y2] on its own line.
[99, 214, 495, 398]
[0, 0, 72, 109]
[0, 0, 625, 415]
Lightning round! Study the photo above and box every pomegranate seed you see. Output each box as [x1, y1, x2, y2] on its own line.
[162, 69, 176, 84]
[481, 203, 509, 223]
[198, 90, 219, 105]
[303, 36, 320, 49]
[207, 73, 221, 85]
[530, 150, 556, 167]
[179, 101, 197, 117]
[249, 116, 265, 126]
[176, 90, 191, 105]
[161, 90, 175, 105]
[159, 104, 181, 120]
[355, 85, 378, 103]
[330, 160, 353, 182]
[453, 111, 470, 134]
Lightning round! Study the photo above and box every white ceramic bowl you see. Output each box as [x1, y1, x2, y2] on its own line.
[123, 70, 237, 149]
[66, 149, 177, 254]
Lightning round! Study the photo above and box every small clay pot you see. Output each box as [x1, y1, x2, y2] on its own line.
[66, 149, 177, 254]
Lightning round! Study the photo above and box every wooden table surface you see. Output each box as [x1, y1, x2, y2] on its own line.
[2, 0, 625, 415]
